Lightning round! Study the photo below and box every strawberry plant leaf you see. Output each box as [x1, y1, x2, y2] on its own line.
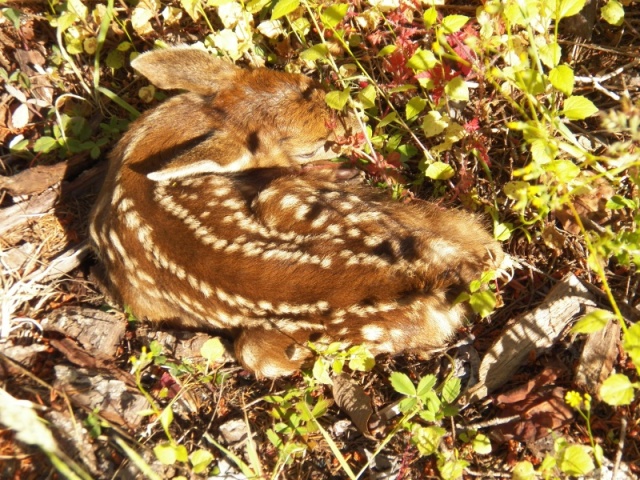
[390, 372, 416, 396]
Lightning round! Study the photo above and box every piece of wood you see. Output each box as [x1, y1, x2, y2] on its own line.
[0, 188, 58, 236]
[466, 274, 597, 403]
[575, 320, 621, 396]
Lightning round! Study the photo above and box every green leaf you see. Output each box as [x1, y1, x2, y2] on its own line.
[441, 376, 461, 403]
[606, 194, 637, 210]
[494, 222, 513, 241]
[348, 350, 376, 372]
[300, 43, 329, 62]
[553, 0, 587, 19]
[601, 0, 624, 26]
[571, 309, 613, 334]
[106, 49, 125, 69]
[412, 426, 446, 456]
[406, 96, 427, 120]
[472, 433, 492, 455]
[271, 0, 300, 20]
[159, 406, 173, 431]
[357, 84, 376, 109]
[154, 443, 180, 465]
[190, 449, 214, 474]
[389, 372, 416, 396]
[423, 7, 437, 28]
[562, 95, 599, 120]
[422, 111, 448, 137]
[3, 8, 22, 30]
[547, 159, 580, 183]
[57, 12, 78, 33]
[425, 161, 455, 180]
[559, 444, 595, 476]
[600, 373, 635, 406]
[312, 358, 332, 385]
[517, 69, 545, 95]
[512, 461, 537, 480]
[33, 136, 60, 153]
[407, 49, 437, 71]
[417, 374, 437, 397]
[67, 0, 88, 18]
[377, 45, 397, 57]
[320, 3, 348, 28]
[444, 76, 469, 102]
[325, 88, 351, 110]
[549, 64, 575, 96]
[378, 111, 397, 128]
[539, 42, 561, 69]
[441, 14, 469, 34]
[201, 337, 226, 364]
[469, 290, 496, 318]
[623, 322, 640, 368]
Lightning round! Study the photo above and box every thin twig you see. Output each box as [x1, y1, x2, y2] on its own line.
[612, 414, 628, 480]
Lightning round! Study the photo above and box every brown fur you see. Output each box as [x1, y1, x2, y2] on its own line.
[89, 47, 505, 377]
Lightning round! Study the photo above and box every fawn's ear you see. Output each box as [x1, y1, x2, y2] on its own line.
[131, 47, 239, 95]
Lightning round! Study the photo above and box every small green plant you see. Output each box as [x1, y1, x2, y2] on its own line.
[389, 369, 494, 480]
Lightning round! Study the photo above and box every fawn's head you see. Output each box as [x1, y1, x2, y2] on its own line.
[123, 47, 356, 182]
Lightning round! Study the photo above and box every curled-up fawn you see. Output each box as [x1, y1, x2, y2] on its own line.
[90, 47, 505, 377]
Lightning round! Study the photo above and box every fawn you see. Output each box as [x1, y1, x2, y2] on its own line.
[90, 47, 505, 377]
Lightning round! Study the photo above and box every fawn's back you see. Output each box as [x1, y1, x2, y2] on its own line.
[90, 48, 504, 377]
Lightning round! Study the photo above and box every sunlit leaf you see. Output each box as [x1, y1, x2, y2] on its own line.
[512, 461, 536, 480]
[201, 337, 226, 364]
[601, 0, 624, 25]
[606, 195, 637, 209]
[562, 95, 599, 120]
[406, 96, 427, 120]
[473, 433, 492, 455]
[549, 64, 575, 96]
[357, 84, 377, 109]
[442, 377, 461, 403]
[623, 322, 640, 368]
[300, 43, 328, 61]
[571, 309, 613, 334]
[469, 290, 496, 318]
[271, 0, 300, 20]
[600, 374, 635, 406]
[325, 88, 351, 110]
[551, 0, 586, 19]
[412, 426, 445, 456]
[389, 372, 416, 396]
[425, 161, 455, 180]
[441, 14, 469, 34]
[190, 449, 214, 474]
[422, 110, 448, 137]
[321, 3, 348, 28]
[444, 76, 469, 102]
[423, 7, 437, 28]
[539, 42, 561, 69]
[407, 49, 437, 71]
[559, 444, 595, 476]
